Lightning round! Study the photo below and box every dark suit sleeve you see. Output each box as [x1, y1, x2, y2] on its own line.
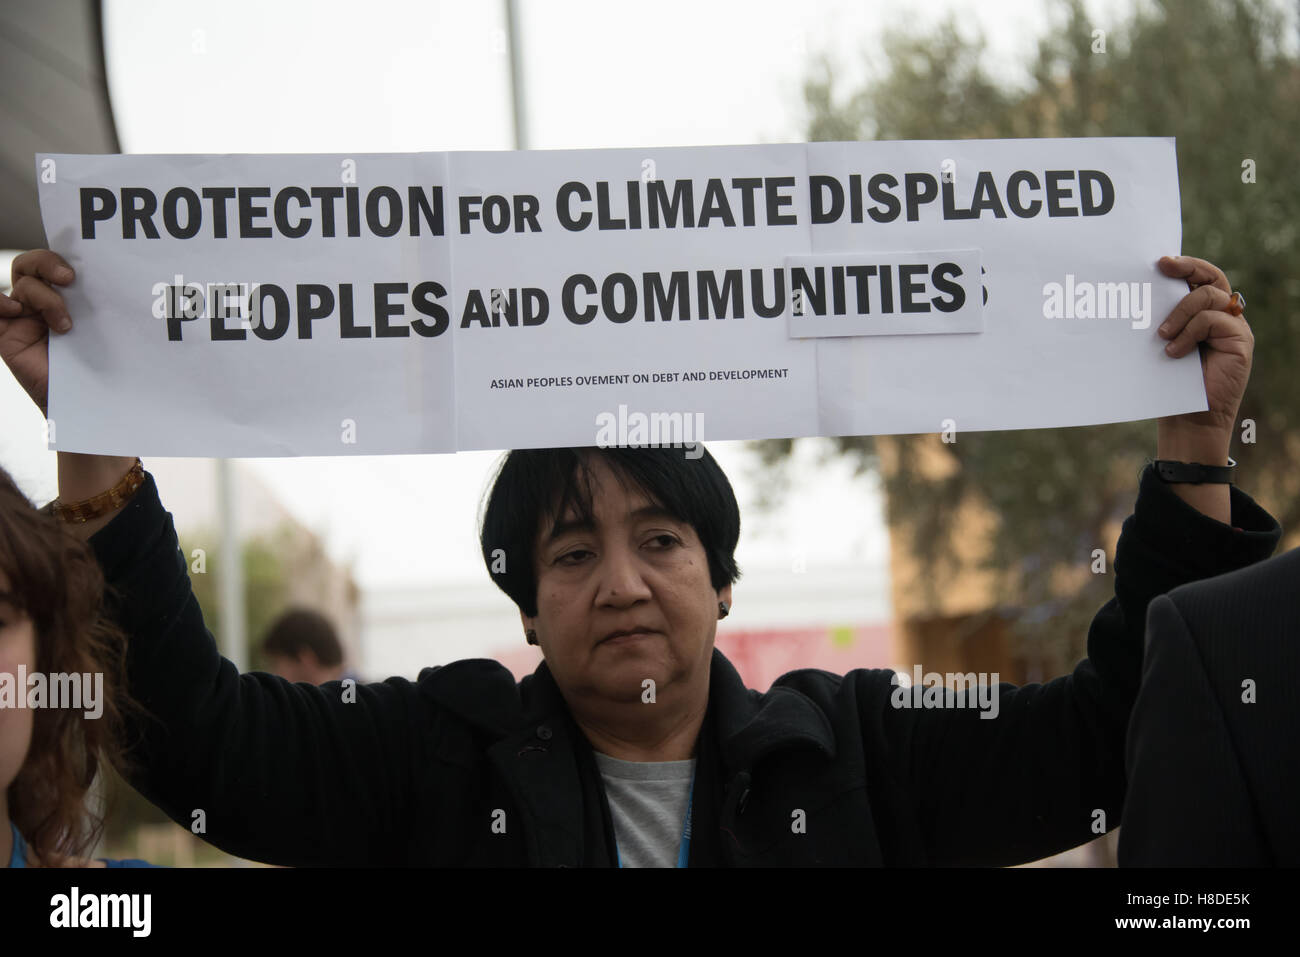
[878, 464, 1280, 866]
[91, 471, 427, 866]
[1117, 594, 1270, 865]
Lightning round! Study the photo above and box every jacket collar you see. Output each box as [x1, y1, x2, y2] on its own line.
[706, 647, 838, 769]
[423, 646, 838, 768]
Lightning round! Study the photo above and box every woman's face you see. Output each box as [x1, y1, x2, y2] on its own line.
[0, 570, 36, 796]
[523, 456, 731, 707]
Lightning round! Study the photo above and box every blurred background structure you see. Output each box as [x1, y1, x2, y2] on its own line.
[0, 0, 119, 250]
[2, 0, 1297, 866]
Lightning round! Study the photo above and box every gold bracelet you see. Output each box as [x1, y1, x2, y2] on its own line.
[51, 458, 145, 524]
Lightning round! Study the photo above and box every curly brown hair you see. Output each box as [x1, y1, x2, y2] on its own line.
[0, 464, 142, 866]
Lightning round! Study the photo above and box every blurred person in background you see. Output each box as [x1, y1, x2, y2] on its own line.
[0, 465, 155, 868]
[261, 607, 347, 685]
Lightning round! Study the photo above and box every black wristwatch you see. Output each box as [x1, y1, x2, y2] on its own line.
[1153, 457, 1237, 485]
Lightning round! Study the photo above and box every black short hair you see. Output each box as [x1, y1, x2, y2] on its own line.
[478, 446, 742, 618]
[261, 607, 344, 667]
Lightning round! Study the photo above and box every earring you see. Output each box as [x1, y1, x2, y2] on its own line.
[525, 629, 539, 646]
[718, 601, 729, 620]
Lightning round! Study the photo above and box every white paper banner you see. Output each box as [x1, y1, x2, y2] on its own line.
[33, 138, 1203, 457]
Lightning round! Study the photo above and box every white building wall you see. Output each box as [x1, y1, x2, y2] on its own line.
[358, 557, 893, 681]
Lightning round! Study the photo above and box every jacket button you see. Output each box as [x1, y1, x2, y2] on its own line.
[536, 725, 553, 741]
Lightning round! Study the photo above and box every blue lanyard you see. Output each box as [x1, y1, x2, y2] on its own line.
[8, 822, 26, 869]
[616, 769, 694, 868]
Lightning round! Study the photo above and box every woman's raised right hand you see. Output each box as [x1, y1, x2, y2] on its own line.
[0, 249, 76, 416]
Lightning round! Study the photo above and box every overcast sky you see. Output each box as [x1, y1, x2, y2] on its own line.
[2, 0, 1147, 587]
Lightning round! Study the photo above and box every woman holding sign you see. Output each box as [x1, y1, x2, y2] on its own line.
[0, 248, 1279, 866]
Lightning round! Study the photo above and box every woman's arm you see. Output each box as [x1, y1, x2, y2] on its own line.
[1156, 422, 1230, 523]
[3, 250, 426, 865]
[1152, 252, 1253, 525]
[879, 462, 1280, 866]
[56, 453, 139, 538]
[877, 254, 1262, 864]
[88, 469, 425, 866]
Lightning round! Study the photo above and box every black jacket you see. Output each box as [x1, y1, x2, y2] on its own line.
[89, 465, 1280, 866]
[1120, 545, 1300, 866]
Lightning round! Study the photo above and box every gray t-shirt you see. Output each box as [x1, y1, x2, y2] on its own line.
[593, 751, 695, 868]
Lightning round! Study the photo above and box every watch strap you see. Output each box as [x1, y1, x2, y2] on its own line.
[1153, 457, 1237, 485]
